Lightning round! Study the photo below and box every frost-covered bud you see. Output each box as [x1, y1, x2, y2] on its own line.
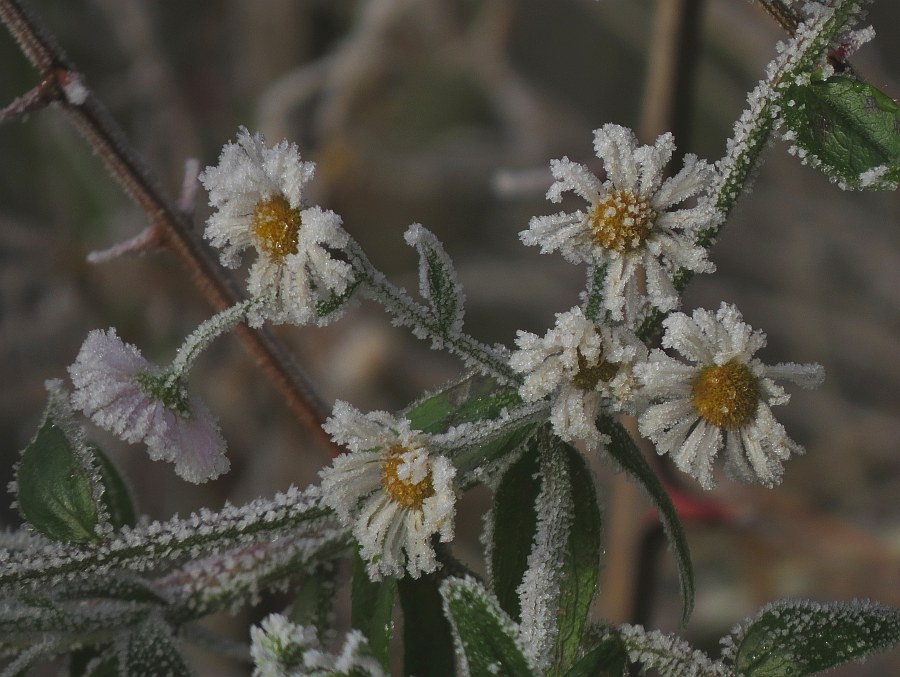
[521, 124, 719, 322]
[199, 128, 354, 327]
[634, 303, 824, 489]
[510, 307, 647, 450]
[250, 614, 386, 677]
[68, 328, 228, 483]
[320, 402, 456, 580]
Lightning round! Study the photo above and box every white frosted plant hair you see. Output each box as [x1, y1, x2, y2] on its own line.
[68, 328, 228, 484]
[199, 127, 354, 327]
[521, 123, 718, 322]
[320, 401, 456, 580]
[635, 302, 824, 489]
[510, 307, 646, 450]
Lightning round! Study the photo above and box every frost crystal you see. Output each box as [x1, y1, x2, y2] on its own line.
[251, 614, 385, 677]
[319, 402, 456, 580]
[199, 128, 354, 326]
[635, 303, 823, 488]
[68, 328, 228, 484]
[520, 124, 718, 322]
[510, 307, 646, 450]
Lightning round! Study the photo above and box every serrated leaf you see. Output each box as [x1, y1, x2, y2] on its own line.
[598, 416, 694, 623]
[352, 549, 396, 670]
[552, 443, 603, 674]
[782, 75, 900, 189]
[400, 572, 456, 677]
[731, 599, 900, 677]
[490, 446, 541, 622]
[16, 416, 100, 544]
[405, 223, 466, 333]
[441, 577, 536, 677]
[125, 617, 191, 677]
[94, 448, 136, 529]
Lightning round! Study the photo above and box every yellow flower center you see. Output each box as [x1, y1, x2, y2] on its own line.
[572, 350, 620, 391]
[589, 189, 656, 253]
[691, 362, 760, 430]
[251, 194, 301, 263]
[381, 445, 435, 510]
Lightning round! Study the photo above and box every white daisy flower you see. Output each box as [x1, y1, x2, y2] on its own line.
[509, 307, 647, 450]
[320, 402, 456, 580]
[635, 303, 824, 489]
[521, 124, 719, 322]
[250, 614, 386, 677]
[68, 329, 228, 484]
[199, 127, 354, 326]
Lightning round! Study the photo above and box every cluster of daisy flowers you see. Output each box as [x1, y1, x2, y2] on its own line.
[64, 121, 824, 581]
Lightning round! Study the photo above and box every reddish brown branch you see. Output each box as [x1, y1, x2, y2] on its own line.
[0, 0, 340, 456]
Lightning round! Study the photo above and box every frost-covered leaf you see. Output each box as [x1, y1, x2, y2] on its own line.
[782, 75, 900, 190]
[598, 416, 694, 623]
[400, 571, 456, 676]
[15, 384, 106, 543]
[290, 564, 339, 642]
[441, 576, 536, 677]
[404, 223, 466, 333]
[94, 448, 136, 530]
[124, 617, 191, 677]
[489, 446, 540, 622]
[563, 629, 627, 677]
[352, 549, 395, 670]
[726, 599, 900, 677]
[315, 277, 362, 318]
[405, 373, 521, 434]
[553, 443, 602, 674]
[69, 646, 118, 677]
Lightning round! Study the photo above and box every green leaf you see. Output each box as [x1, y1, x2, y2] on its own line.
[405, 373, 522, 434]
[563, 630, 627, 677]
[730, 599, 900, 677]
[16, 394, 101, 543]
[782, 75, 900, 189]
[405, 224, 465, 332]
[125, 617, 191, 677]
[94, 447, 136, 529]
[315, 276, 363, 318]
[352, 548, 396, 670]
[597, 416, 694, 623]
[440, 577, 536, 677]
[290, 564, 339, 641]
[552, 443, 603, 674]
[69, 646, 118, 677]
[400, 572, 456, 676]
[490, 446, 540, 622]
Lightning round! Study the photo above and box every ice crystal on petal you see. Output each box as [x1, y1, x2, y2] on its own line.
[320, 402, 456, 580]
[510, 307, 646, 449]
[635, 303, 823, 488]
[520, 124, 718, 321]
[251, 614, 385, 677]
[199, 128, 354, 326]
[68, 329, 228, 484]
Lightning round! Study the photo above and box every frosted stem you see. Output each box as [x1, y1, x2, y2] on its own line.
[346, 239, 518, 383]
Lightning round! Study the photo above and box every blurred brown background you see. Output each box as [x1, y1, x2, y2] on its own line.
[0, 0, 897, 674]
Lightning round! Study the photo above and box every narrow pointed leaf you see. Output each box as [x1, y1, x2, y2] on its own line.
[290, 564, 339, 641]
[125, 617, 191, 677]
[405, 373, 521, 434]
[598, 416, 694, 623]
[729, 599, 900, 677]
[400, 572, 456, 676]
[352, 549, 396, 670]
[441, 577, 535, 677]
[94, 448, 136, 529]
[563, 631, 627, 677]
[782, 75, 900, 189]
[405, 223, 466, 332]
[489, 445, 540, 622]
[552, 443, 603, 674]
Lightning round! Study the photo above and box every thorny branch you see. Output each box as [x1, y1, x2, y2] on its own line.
[0, 0, 341, 456]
